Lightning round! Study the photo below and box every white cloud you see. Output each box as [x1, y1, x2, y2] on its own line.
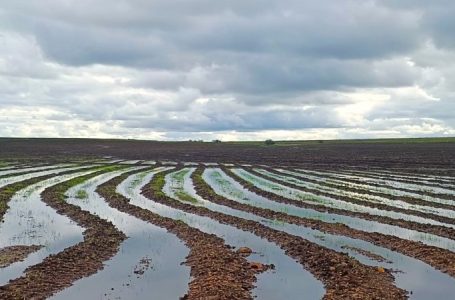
[0, 1, 454, 140]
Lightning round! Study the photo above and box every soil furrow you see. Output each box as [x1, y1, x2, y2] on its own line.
[271, 168, 455, 211]
[97, 169, 260, 300]
[0, 246, 43, 268]
[364, 170, 455, 185]
[0, 164, 69, 180]
[245, 168, 455, 227]
[142, 167, 407, 300]
[340, 170, 455, 192]
[0, 165, 100, 221]
[193, 167, 455, 278]
[310, 169, 455, 201]
[0, 167, 127, 299]
[222, 168, 455, 242]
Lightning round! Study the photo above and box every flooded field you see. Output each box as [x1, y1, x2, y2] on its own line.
[1, 159, 455, 299]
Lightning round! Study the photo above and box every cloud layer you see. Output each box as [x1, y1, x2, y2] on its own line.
[1, 0, 454, 140]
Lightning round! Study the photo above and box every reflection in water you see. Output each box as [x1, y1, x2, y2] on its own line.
[233, 169, 455, 229]
[119, 169, 325, 300]
[204, 168, 455, 299]
[213, 169, 455, 251]
[51, 168, 191, 300]
[293, 169, 455, 206]
[0, 164, 74, 178]
[0, 169, 98, 285]
[270, 168, 455, 214]
[335, 170, 455, 196]
[0, 165, 86, 189]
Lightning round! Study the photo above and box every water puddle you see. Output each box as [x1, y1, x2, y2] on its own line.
[119, 160, 142, 165]
[117, 169, 325, 300]
[0, 164, 74, 178]
[204, 168, 455, 252]
[164, 168, 200, 204]
[161, 161, 179, 165]
[0, 165, 18, 172]
[354, 175, 455, 198]
[51, 167, 190, 300]
[256, 169, 455, 219]
[282, 169, 455, 208]
[298, 170, 455, 205]
[233, 169, 455, 229]
[0, 169, 100, 285]
[351, 170, 455, 187]
[0, 165, 89, 189]
[191, 168, 455, 299]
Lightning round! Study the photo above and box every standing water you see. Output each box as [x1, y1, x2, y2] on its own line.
[51, 168, 191, 300]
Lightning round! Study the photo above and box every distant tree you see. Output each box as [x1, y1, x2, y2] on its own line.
[212, 139, 222, 143]
[264, 139, 275, 145]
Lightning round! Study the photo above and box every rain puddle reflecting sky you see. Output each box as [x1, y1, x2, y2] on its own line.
[51, 167, 190, 300]
[0, 169, 98, 285]
[203, 168, 455, 299]
[119, 169, 325, 300]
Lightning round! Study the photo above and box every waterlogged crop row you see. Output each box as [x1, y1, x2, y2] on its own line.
[299, 168, 455, 197]
[284, 169, 455, 208]
[120, 168, 326, 299]
[204, 168, 455, 252]
[338, 169, 455, 190]
[168, 167, 455, 299]
[2, 162, 455, 300]
[232, 168, 455, 229]
[255, 168, 455, 219]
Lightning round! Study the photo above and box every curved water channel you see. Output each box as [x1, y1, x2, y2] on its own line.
[117, 167, 325, 300]
[0, 165, 83, 189]
[167, 167, 455, 299]
[297, 169, 455, 201]
[0, 165, 18, 172]
[355, 169, 455, 185]
[344, 169, 455, 186]
[254, 168, 455, 219]
[0, 164, 74, 178]
[204, 169, 455, 251]
[230, 169, 455, 251]
[279, 169, 455, 208]
[233, 169, 455, 230]
[51, 167, 190, 300]
[0, 167, 100, 285]
[338, 169, 455, 191]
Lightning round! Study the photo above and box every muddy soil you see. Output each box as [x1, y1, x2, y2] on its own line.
[245, 168, 455, 227]
[219, 167, 455, 277]
[0, 169, 126, 299]
[1, 138, 455, 168]
[97, 170, 262, 300]
[223, 168, 455, 242]
[269, 168, 455, 210]
[142, 168, 407, 300]
[0, 165, 99, 221]
[0, 245, 43, 268]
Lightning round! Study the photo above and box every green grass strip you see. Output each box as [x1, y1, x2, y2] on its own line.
[150, 171, 167, 198]
[51, 165, 129, 202]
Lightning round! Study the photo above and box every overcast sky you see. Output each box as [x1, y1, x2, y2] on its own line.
[1, 1, 454, 140]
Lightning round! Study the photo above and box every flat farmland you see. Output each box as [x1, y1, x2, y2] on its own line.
[1, 138, 455, 299]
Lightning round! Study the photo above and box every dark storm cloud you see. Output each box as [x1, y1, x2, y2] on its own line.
[1, 1, 422, 67]
[0, 0, 454, 138]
